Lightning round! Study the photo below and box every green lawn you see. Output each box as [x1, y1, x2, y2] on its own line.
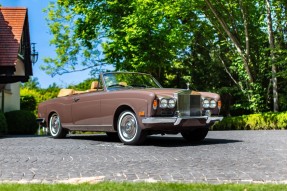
[0, 182, 286, 191]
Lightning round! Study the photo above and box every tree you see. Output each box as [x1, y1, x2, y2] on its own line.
[43, 1, 104, 77]
[204, 0, 253, 83]
[20, 77, 40, 89]
[43, 0, 287, 114]
[265, 0, 278, 112]
[68, 78, 96, 90]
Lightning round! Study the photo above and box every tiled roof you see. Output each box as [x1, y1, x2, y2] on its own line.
[0, 7, 27, 67]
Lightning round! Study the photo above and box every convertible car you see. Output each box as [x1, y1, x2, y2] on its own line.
[37, 72, 222, 145]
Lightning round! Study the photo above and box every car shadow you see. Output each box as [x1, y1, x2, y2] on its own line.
[66, 134, 242, 147]
[66, 134, 120, 142]
[142, 136, 242, 147]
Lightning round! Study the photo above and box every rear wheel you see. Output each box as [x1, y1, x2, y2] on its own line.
[49, 113, 68, 138]
[117, 111, 146, 145]
[181, 128, 208, 143]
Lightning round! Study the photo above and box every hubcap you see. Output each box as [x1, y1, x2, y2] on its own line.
[50, 115, 60, 135]
[120, 114, 137, 141]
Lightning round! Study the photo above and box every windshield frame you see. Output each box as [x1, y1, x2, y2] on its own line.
[102, 72, 163, 91]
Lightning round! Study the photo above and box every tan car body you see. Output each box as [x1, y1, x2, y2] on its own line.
[37, 72, 222, 144]
[38, 89, 220, 131]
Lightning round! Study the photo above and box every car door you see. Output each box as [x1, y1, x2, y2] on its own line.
[71, 92, 101, 126]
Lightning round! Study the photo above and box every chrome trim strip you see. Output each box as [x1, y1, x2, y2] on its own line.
[142, 117, 177, 124]
[142, 116, 223, 125]
[206, 116, 223, 124]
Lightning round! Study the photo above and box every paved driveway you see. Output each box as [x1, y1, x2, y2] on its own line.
[0, 130, 286, 184]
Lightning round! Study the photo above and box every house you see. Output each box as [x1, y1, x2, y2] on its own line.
[0, 7, 33, 112]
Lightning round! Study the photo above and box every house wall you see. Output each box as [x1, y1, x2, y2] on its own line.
[0, 82, 20, 112]
[15, 59, 25, 75]
[0, 58, 25, 112]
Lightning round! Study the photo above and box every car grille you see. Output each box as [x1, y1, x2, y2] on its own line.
[175, 90, 202, 117]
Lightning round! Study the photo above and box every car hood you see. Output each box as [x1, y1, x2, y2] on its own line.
[143, 88, 220, 101]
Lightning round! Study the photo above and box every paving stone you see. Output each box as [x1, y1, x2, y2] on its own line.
[0, 131, 286, 183]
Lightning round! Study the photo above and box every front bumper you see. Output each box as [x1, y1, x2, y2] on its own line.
[142, 116, 223, 126]
[36, 118, 46, 124]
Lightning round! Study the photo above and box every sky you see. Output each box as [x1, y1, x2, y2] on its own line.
[1, 0, 100, 88]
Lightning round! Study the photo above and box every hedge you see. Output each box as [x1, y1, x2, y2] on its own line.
[212, 111, 287, 130]
[20, 95, 37, 111]
[0, 111, 7, 135]
[5, 110, 38, 135]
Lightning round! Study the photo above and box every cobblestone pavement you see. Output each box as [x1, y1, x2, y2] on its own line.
[0, 130, 286, 184]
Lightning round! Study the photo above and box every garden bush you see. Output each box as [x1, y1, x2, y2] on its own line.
[0, 111, 7, 135]
[212, 111, 287, 130]
[5, 110, 38, 135]
[20, 95, 36, 111]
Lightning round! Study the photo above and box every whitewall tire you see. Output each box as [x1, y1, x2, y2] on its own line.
[117, 111, 146, 145]
[49, 113, 68, 138]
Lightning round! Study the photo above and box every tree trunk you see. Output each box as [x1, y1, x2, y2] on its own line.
[266, 0, 279, 112]
[204, 0, 253, 83]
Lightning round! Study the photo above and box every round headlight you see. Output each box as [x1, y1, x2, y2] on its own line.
[168, 99, 176, 108]
[159, 98, 168, 108]
[210, 99, 216, 108]
[203, 99, 210, 108]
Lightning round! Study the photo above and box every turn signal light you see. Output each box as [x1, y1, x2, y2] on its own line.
[139, 111, 145, 117]
[217, 100, 222, 109]
[153, 100, 158, 110]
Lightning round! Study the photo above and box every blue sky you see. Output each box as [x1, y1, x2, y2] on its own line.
[1, 0, 100, 88]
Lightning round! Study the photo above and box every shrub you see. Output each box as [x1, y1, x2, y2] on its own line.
[20, 88, 59, 114]
[276, 112, 287, 129]
[5, 110, 38, 135]
[20, 95, 36, 111]
[212, 112, 287, 130]
[0, 111, 7, 135]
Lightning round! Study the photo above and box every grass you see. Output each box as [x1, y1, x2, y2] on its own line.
[0, 182, 286, 191]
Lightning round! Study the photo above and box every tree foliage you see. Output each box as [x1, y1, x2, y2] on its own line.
[68, 78, 96, 90]
[43, 0, 287, 115]
[20, 78, 61, 114]
[20, 95, 37, 111]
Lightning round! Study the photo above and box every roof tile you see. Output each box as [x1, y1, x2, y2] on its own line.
[0, 7, 27, 67]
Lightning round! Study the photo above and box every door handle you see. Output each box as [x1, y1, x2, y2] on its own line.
[73, 97, 80, 102]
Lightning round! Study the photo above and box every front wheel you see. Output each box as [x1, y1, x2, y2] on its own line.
[49, 113, 68, 138]
[181, 128, 209, 143]
[117, 111, 146, 145]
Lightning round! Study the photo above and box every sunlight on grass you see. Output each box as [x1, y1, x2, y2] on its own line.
[0, 182, 286, 191]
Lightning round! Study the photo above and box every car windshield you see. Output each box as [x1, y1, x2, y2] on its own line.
[103, 72, 162, 91]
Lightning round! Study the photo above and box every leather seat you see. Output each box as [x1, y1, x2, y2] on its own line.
[57, 89, 75, 97]
[89, 81, 102, 91]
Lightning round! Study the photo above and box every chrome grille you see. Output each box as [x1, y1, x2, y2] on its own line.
[190, 95, 201, 116]
[175, 90, 202, 117]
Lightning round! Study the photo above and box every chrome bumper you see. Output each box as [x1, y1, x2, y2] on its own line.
[36, 118, 46, 124]
[142, 116, 223, 126]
